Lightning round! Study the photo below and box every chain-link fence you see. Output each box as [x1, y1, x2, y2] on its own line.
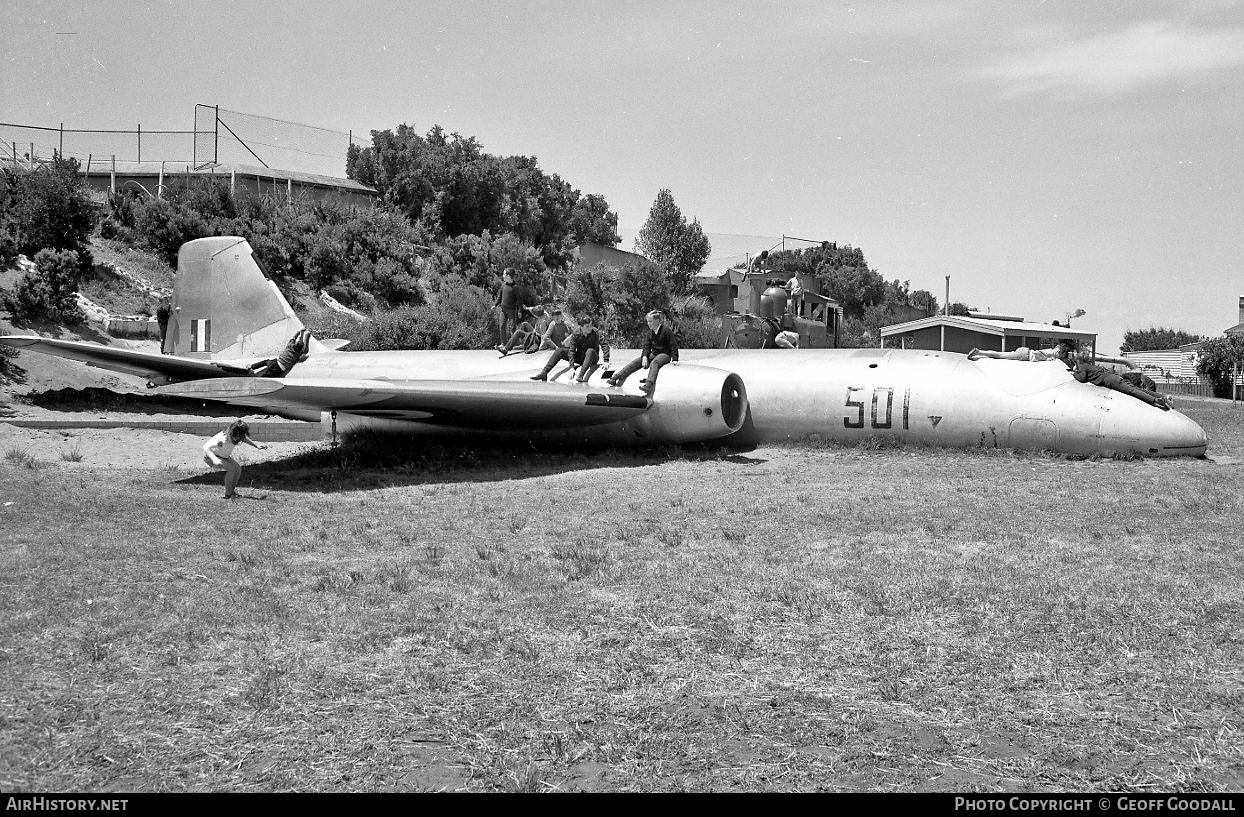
[200, 105, 369, 177]
[2, 105, 371, 179]
[0, 121, 201, 169]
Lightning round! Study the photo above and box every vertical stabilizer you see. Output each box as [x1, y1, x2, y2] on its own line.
[167, 237, 306, 360]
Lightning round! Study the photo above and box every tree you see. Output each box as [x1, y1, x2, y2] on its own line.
[1121, 327, 1205, 353]
[817, 265, 886, 318]
[1196, 334, 1244, 398]
[634, 189, 710, 295]
[347, 124, 619, 269]
[909, 289, 939, 316]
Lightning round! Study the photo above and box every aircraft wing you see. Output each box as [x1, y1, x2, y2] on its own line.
[0, 335, 253, 381]
[155, 376, 652, 430]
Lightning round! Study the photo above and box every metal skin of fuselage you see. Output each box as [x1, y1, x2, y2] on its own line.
[267, 344, 1207, 457]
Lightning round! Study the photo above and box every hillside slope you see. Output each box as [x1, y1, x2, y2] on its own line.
[1, 236, 335, 417]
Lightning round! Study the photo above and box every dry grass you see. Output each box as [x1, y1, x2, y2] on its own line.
[1, 402, 1242, 792]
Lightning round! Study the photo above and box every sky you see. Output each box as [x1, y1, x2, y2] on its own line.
[3, 0, 1243, 352]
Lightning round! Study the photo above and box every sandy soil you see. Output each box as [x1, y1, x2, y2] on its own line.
[0, 422, 321, 469]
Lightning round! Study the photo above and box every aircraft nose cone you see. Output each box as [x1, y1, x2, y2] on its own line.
[1100, 401, 1207, 457]
[1150, 408, 1208, 457]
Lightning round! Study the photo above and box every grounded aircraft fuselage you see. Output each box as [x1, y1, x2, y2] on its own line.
[1, 236, 1208, 458]
[244, 345, 1207, 457]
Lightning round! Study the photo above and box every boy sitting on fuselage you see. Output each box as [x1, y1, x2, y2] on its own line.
[530, 315, 609, 383]
[605, 310, 678, 395]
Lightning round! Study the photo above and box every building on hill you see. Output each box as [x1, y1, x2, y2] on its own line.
[554, 242, 651, 301]
[574, 242, 647, 272]
[67, 159, 378, 208]
[693, 267, 745, 314]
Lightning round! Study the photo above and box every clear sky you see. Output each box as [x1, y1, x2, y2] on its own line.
[4, 0, 1243, 352]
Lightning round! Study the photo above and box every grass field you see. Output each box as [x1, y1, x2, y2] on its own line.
[2, 402, 1242, 792]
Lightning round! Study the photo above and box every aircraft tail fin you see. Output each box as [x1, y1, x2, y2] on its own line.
[166, 236, 323, 360]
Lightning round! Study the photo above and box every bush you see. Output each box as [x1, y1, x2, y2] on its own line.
[368, 257, 423, 307]
[0, 344, 22, 384]
[344, 280, 493, 351]
[670, 296, 721, 349]
[119, 189, 434, 309]
[0, 222, 18, 267]
[303, 234, 349, 291]
[1, 154, 97, 258]
[134, 198, 209, 266]
[100, 191, 140, 240]
[1, 249, 87, 323]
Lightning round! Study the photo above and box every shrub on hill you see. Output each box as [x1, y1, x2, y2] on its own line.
[2, 249, 86, 324]
[339, 279, 494, 351]
[1, 154, 96, 265]
[0, 343, 20, 384]
[134, 197, 210, 266]
[0, 225, 18, 268]
[114, 182, 439, 310]
[670, 296, 722, 350]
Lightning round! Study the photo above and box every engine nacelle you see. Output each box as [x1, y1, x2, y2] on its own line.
[629, 363, 748, 443]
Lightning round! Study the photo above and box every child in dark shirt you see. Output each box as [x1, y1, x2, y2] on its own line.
[606, 310, 678, 395]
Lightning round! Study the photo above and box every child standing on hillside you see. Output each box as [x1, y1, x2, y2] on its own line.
[202, 420, 267, 499]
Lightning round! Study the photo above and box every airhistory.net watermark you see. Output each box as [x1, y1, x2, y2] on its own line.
[5, 799, 128, 812]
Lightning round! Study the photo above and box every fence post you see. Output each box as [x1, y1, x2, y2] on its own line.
[59, 122, 63, 156]
[110, 155, 116, 193]
[137, 123, 142, 163]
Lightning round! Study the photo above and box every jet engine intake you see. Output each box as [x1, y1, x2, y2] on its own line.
[634, 364, 748, 443]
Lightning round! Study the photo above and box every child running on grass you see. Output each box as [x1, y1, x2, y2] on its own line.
[202, 420, 267, 499]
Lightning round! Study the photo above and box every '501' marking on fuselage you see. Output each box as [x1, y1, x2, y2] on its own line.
[844, 387, 912, 430]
